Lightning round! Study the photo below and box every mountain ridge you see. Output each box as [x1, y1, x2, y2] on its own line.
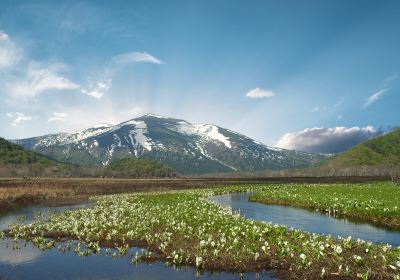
[13, 114, 327, 174]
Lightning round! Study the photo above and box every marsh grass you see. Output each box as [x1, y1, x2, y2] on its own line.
[249, 182, 400, 231]
[4, 185, 400, 279]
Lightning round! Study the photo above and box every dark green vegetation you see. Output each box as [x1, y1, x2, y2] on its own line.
[250, 182, 400, 230]
[0, 137, 52, 165]
[4, 184, 400, 279]
[0, 137, 176, 178]
[326, 128, 400, 167]
[103, 158, 175, 178]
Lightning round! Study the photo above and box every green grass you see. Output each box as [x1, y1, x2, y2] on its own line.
[250, 182, 400, 230]
[326, 128, 400, 167]
[4, 184, 400, 279]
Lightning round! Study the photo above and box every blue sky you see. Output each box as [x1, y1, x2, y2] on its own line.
[0, 0, 399, 151]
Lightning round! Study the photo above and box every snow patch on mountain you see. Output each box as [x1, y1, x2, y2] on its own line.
[128, 120, 153, 151]
[168, 122, 232, 148]
[195, 124, 232, 148]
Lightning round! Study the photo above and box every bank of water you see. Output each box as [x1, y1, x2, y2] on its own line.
[209, 192, 400, 247]
[0, 200, 274, 280]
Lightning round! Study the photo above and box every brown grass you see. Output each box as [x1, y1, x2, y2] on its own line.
[0, 176, 389, 215]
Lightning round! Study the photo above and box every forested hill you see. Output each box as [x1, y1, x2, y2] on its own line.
[325, 128, 400, 167]
[0, 137, 52, 165]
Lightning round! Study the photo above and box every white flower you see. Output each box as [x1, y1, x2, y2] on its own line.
[195, 256, 203, 267]
[300, 253, 306, 261]
[321, 267, 326, 276]
[397, 261, 400, 267]
[335, 245, 342, 254]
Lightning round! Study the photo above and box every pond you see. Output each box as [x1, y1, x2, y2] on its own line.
[0, 201, 274, 280]
[1, 191, 399, 279]
[209, 192, 400, 247]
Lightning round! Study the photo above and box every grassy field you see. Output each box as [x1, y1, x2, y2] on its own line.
[3, 184, 400, 279]
[250, 182, 400, 231]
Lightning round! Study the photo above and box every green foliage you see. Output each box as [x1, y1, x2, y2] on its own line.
[103, 157, 175, 178]
[0, 137, 52, 165]
[8, 185, 400, 278]
[327, 129, 400, 167]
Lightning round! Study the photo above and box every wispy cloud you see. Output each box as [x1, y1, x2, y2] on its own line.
[245, 87, 275, 99]
[276, 126, 382, 153]
[47, 112, 67, 122]
[81, 79, 112, 99]
[0, 31, 21, 70]
[7, 63, 80, 101]
[363, 89, 386, 108]
[112, 52, 163, 65]
[6, 112, 32, 127]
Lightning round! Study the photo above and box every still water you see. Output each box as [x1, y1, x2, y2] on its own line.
[209, 192, 400, 247]
[1, 192, 399, 279]
[0, 201, 274, 280]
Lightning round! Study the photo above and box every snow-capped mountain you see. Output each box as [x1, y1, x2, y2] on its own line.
[14, 114, 327, 174]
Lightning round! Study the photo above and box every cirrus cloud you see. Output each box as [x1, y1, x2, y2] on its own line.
[112, 51, 163, 65]
[7, 63, 80, 101]
[363, 89, 387, 108]
[0, 30, 21, 70]
[276, 126, 383, 154]
[47, 112, 68, 122]
[245, 87, 275, 99]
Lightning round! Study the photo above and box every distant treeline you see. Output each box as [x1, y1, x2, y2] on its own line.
[0, 158, 176, 179]
[194, 165, 400, 181]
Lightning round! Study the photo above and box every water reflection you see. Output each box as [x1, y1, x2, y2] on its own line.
[0, 202, 275, 280]
[210, 192, 400, 247]
[0, 240, 42, 265]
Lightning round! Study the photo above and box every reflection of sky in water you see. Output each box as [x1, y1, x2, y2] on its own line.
[0, 240, 42, 265]
[210, 192, 400, 247]
[0, 201, 275, 280]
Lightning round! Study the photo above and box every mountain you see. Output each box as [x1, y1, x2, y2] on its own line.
[0, 137, 52, 165]
[14, 114, 327, 174]
[324, 128, 400, 167]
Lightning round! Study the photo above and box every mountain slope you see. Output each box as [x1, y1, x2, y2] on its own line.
[0, 137, 52, 165]
[325, 128, 400, 167]
[14, 114, 327, 174]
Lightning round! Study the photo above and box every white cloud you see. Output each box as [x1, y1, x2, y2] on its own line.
[8, 63, 80, 101]
[363, 89, 386, 108]
[112, 52, 163, 65]
[81, 79, 112, 99]
[6, 112, 32, 127]
[276, 126, 382, 153]
[47, 112, 68, 122]
[245, 88, 275, 99]
[46, 104, 146, 133]
[0, 31, 21, 70]
[96, 80, 112, 90]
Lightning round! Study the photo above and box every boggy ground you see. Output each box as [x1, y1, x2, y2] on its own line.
[0, 176, 387, 215]
[249, 182, 400, 231]
[4, 185, 400, 279]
